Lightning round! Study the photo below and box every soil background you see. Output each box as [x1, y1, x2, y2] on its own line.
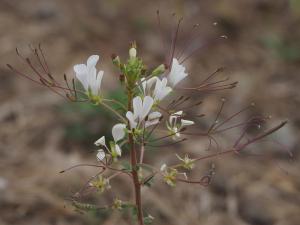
[0, 1, 299, 225]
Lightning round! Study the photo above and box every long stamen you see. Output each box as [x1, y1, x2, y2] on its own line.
[213, 119, 262, 134]
[169, 17, 183, 68]
[38, 44, 51, 75]
[196, 82, 238, 92]
[7, 64, 44, 86]
[146, 138, 187, 148]
[207, 98, 226, 134]
[29, 44, 49, 75]
[199, 67, 225, 86]
[213, 104, 254, 130]
[177, 100, 202, 111]
[176, 23, 200, 60]
[59, 164, 105, 173]
[156, 10, 168, 63]
[169, 96, 190, 109]
[148, 127, 186, 143]
[180, 35, 228, 64]
[167, 95, 185, 109]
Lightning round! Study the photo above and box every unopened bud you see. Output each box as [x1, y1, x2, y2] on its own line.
[111, 54, 121, 67]
[112, 198, 123, 210]
[151, 64, 166, 76]
[129, 47, 137, 58]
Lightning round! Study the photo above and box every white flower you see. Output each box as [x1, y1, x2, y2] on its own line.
[133, 96, 154, 121]
[126, 96, 154, 129]
[167, 111, 194, 140]
[94, 136, 106, 147]
[94, 124, 126, 161]
[141, 77, 172, 102]
[167, 58, 188, 87]
[96, 149, 105, 161]
[153, 78, 172, 101]
[145, 111, 162, 128]
[73, 55, 104, 96]
[141, 77, 158, 95]
[160, 164, 167, 171]
[112, 123, 126, 142]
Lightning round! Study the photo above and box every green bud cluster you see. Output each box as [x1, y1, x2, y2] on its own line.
[176, 154, 195, 170]
[111, 44, 145, 90]
[112, 198, 124, 210]
[151, 64, 166, 77]
[163, 168, 178, 187]
[90, 176, 111, 193]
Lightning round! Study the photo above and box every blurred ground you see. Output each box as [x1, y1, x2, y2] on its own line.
[0, 0, 300, 225]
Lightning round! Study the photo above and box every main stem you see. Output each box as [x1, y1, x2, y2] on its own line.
[127, 89, 144, 225]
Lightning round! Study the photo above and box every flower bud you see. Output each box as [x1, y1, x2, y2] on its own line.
[129, 47, 137, 58]
[112, 198, 123, 210]
[111, 54, 121, 67]
[151, 64, 166, 76]
[163, 168, 178, 187]
[176, 154, 195, 170]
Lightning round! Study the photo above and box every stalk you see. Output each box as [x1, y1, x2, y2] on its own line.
[127, 89, 144, 225]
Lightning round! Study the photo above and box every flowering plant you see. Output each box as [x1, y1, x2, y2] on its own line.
[7, 14, 286, 225]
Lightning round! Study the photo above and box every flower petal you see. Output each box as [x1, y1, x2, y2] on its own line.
[74, 64, 87, 74]
[126, 111, 137, 129]
[154, 78, 172, 101]
[141, 96, 154, 120]
[133, 96, 143, 120]
[87, 55, 99, 68]
[94, 70, 104, 95]
[94, 136, 106, 147]
[96, 149, 105, 161]
[174, 111, 183, 116]
[181, 119, 194, 127]
[115, 144, 122, 156]
[160, 164, 167, 171]
[168, 58, 188, 87]
[148, 111, 162, 120]
[112, 123, 126, 142]
[168, 111, 183, 127]
[145, 111, 161, 128]
[74, 64, 88, 90]
[87, 66, 97, 94]
[146, 77, 158, 91]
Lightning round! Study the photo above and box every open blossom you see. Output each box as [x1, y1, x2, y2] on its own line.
[167, 111, 194, 140]
[73, 55, 104, 96]
[126, 96, 161, 129]
[167, 58, 188, 87]
[141, 77, 157, 96]
[153, 77, 172, 101]
[94, 123, 126, 160]
[95, 136, 106, 147]
[141, 77, 172, 102]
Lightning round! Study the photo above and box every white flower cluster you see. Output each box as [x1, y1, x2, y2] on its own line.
[73, 55, 193, 161]
[74, 55, 104, 96]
